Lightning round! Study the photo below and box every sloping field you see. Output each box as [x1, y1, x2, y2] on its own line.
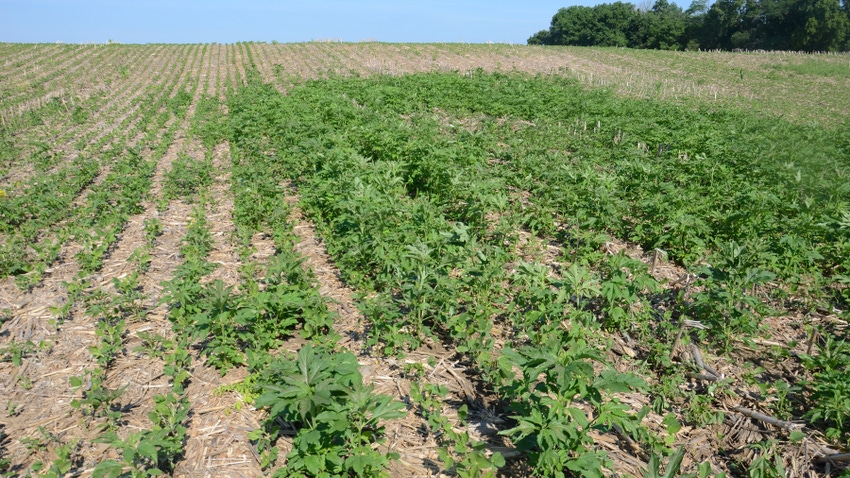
[0, 43, 848, 478]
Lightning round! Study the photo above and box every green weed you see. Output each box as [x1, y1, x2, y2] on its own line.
[252, 345, 407, 477]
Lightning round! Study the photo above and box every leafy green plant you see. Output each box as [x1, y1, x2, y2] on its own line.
[162, 341, 192, 395]
[163, 152, 213, 200]
[180, 206, 214, 263]
[69, 369, 127, 428]
[37, 439, 78, 478]
[411, 382, 504, 477]
[134, 331, 171, 360]
[745, 440, 785, 478]
[645, 447, 686, 478]
[645, 447, 726, 478]
[112, 272, 144, 307]
[17, 376, 32, 390]
[19, 426, 58, 453]
[213, 67, 850, 477]
[251, 345, 407, 477]
[188, 280, 252, 371]
[94, 393, 190, 477]
[599, 252, 661, 331]
[0, 238, 30, 277]
[6, 401, 21, 417]
[128, 246, 152, 273]
[50, 279, 85, 324]
[90, 317, 125, 368]
[143, 217, 163, 245]
[76, 226, 120, 276]
[14, 270, 42, 292]
[800, 336, 850, 445]
[496, 334, 647, 478]
[691, 241, 776, 349]
[682, 393, 725, 428]
[0, 339, 37, 366]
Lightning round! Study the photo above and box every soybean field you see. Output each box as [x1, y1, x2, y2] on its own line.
[0, 42, 849, 478]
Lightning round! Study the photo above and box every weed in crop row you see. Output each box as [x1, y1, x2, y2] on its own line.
[163, 152, 213, 202]
[800, 336, 850, 447]
[162, 160, 336, 375]
[69, 368, 126, 431]
[494, 329, 650, 476]
[323, 72, 848, 293]
[93, 392, 190, 477]
[0, 339, 41, 367]
[0, 154, 100, 243]
[159, 84, 414, 476]
[411, 382, 504, 477]
[16, 427, 78, 478]
[249, 345, 407, 477]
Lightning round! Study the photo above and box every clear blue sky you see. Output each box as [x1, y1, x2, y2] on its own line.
[0, 0, 603, 44]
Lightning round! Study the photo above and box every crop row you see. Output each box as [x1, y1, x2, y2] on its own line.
[0, 41, 217, 475]
[0, 45, 212, 186]
[167, 91, 409, 476]
[87, 41, 246, 477]
[0, 45, 206, 286]
[0, 69, 409, 475]
[0, 44, 136, 120]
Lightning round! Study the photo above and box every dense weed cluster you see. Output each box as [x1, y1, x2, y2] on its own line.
[223, 69, 849, 476]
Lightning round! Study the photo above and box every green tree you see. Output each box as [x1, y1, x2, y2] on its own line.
[544, 3, 640, 47]
[549, 6, 599, 46]
[635, 0, 689, 49]
[758, 0, 798, 50]
[594, 2, 641, 46]
[529, 0, 850, 51]
[699, 0, 745, 49]
[684, 0, 710, 49]
[791, 0, 850, 50]
[730, 0, 767, 49]
[845, 0, 850, 48]
[527, 30, 551, 45]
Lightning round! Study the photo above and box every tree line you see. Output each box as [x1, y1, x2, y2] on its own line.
[528, 0, 850, 52]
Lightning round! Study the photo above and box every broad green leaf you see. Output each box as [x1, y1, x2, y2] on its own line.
[593, 368, 647, 393]
[92, 460, 124, 478]
[304, 454, 323, 475]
